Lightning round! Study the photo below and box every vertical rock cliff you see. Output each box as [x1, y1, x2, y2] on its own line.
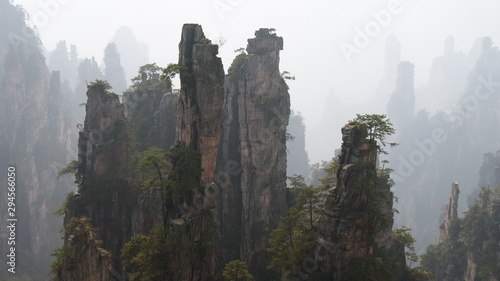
[0, 1, 77, 279]
[421, 152, 499, 281]
[216, 28, 290, 277]
[104, 42, 128, 96]
[177, 23, 225, 184]
[287, 111, 310, 179]
[387, 61, 415, 132]
[389, 37, 500, 256]
[57, 83, 131, 281]
[58, 23, 225, 281]
[439, 182, 460, 242]
[123, 70, 176, 151]
[478, 151, 500, 189]
[417, 35, 469, 113]
[170, 23, 225, 280]
[373, 34, 401, 111]
[314, 124, 407, 280]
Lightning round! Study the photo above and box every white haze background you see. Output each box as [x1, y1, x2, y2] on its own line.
[12, 0, 500, 163]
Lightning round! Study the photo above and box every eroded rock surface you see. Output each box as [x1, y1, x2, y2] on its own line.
[439, 182, 460, 242]
[177, 23, 225, 184]
[314, 124, 407, 280]
[216, 28, 290, 277]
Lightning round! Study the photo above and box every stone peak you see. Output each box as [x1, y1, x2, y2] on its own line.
[180, 23, 211, 45]
[254, 28, 277, 37]
[247, 28, 283, 55]
[439, 182, 460, 242]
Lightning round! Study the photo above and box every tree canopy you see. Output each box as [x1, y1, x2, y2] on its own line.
[267, 175, 325, 273]
[222, 260, 254, 281]
[348, 113, 397, 154]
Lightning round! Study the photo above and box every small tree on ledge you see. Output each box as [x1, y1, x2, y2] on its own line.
[88, 79, 112, 92]
[223, 260, 254, 281]
[348, 113, 398, 155]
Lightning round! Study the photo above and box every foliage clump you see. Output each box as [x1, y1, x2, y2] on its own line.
[343, 257, 392, 281]
[121, 226, 187, 281]
[64, 216, 99, 244]
[348, 113, 397, 155]
[392, 226, 418, 267]
[227, 48, 248, 83]
[57, 160, 81, 184]
[53, 192, 76, 217]
[421, 186, 500, 280]
[222, 260, 254, 281]
[50, 245, 73, 280]
[50, 216, 104, 280]
[121, 144, 215, 281]
[267, 174, 325, 273]
[128, 62, 185, 92]
[88, 79, 112, 91]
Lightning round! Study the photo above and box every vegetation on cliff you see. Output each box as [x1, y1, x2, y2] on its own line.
[222, 260, 254, 281]
[267, 175, 326, 273]
[421, 186, 500, 281]
[348, 113, 398, 155]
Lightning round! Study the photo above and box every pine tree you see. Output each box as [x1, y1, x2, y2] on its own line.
[222, 260, 254, 281]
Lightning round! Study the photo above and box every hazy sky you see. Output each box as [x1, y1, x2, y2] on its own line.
[12, 0, 500, 163]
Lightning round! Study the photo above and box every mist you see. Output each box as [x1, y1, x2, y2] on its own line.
[15, 0, 500, 163]
[2, 0, 500, 279]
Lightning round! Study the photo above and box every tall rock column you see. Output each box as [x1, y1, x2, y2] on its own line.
[314, 124, 406, 280]
[439, 182, 460, 242]
[177, 23, 225, 184]
[174, 23, 225, 280]
[478, 151, 500, 189]
[387, 61, 415, 132]
[58, 83, 130, 281]
[0, 2, 77, 279]
[216, 28, 290, 276]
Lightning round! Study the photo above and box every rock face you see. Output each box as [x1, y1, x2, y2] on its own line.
[287, 111, 310, 179]
[0, 2, 77, 279]
[103, 42, 128, 96]
[314, 124, 405, 280]
[177, 23, 225, 184]
[389, 37, 500, 258]
[387, 61, 415, 132]
[59, 84, 131, 281]
[123, 73, 176, 151]
[417, 35, 469, 113]
[78, 85, 128, 177]
[216, 28, 290, 277]
[59, 23, 225, 281]
[373, 34, 401, 110]
[171, 23, 225, 280]
[156, 93, 177, 149]
[439, 182, 460, 242]
[478, 151, 500, 189]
